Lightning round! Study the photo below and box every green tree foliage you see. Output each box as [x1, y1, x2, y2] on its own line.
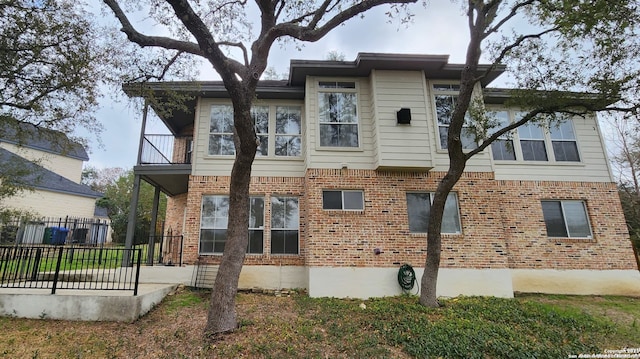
[0, 0, 114, 206]
[610, 116, 640, 268]
[97, 170, 166, 244]
[81, 166, 127, 193]
[418, 0, 640, 307]
[0, 0, 106, 137]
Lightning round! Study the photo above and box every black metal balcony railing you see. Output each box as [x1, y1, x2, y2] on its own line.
[140, 134, 193, 165]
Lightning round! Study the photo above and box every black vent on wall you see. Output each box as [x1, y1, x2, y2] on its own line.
[397, 108, 411, 124]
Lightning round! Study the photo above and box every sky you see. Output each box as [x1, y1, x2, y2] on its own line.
[86, 2, 486, 170]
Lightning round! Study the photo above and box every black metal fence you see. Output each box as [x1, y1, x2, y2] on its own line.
[0, 245, 141, 295]
[0, 216, 109, 246]
[134, 235, 183, 266]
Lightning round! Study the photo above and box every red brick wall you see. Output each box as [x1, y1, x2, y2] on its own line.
[168, 169, 635, 271]
[165, 194, 187, 236]
[178, 175, 306, 266]
[496, 180, 633, 269]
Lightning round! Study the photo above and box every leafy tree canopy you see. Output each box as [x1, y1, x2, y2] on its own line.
[0, 1, 105, 138]
[96, 169, 166, 244]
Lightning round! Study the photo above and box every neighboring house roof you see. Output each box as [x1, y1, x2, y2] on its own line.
[0, 120, 89, 161]
[0, 148, 102, 199]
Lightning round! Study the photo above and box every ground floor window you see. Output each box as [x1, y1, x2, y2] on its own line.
[200, 195, 264, 254]
[322, 190, 364, 210]
[541, 200, 592, 238]
[270, 197, 299, 254]
[406, 192, 462, 234]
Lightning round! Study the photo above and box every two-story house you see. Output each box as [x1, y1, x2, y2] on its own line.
[126, 53, 640, 299]
[0, 121, 108, 244]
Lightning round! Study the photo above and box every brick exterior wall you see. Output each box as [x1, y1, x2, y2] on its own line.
[165, 169, 635, 271]
[175, 175, 306, 266]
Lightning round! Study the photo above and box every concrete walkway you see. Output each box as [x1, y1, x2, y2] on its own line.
[0, 265, 196, 322]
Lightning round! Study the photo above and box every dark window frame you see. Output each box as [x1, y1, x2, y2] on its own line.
[541, 200, 592, 238]
[322, 190, 364, 211]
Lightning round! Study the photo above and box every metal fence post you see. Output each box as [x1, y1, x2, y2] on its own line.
[51, 247, 64, 295]
[30, 248, 42, 281]
[134, 249, 141, 296]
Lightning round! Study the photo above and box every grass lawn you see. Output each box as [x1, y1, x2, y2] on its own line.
[0, 287, 638, 358]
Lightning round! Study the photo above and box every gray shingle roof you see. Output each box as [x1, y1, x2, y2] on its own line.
[0, 148, 102, 199]
[0, 120, 89, 160]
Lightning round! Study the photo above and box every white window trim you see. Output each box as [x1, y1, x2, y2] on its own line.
[274, 105, 303, 158]
[199, 195, 265, 255]
[206, 102, 304, 159]
[487, 109, 583, 164]
[430, 81, 477, 152]
[208, 104, 235, 157]
[270, 196, 300, 255]
[316, 79, 362, 151]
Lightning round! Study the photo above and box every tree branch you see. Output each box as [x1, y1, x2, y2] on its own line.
[465, 97, 636, 159]
[218, 42, 250, 66]
[475, 27, 560, 83]
[164, 0, 248, 81]
[271, 0, 417, 42]
[483, 0, 537, 38]
[102, 0, 205, 57]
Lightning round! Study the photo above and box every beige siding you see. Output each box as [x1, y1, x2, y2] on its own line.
[368, 76, 379, 166]
[305, 76, 376, 170]
[425, 81, 493, 173]
[0, 143, 84, 183]
[491, 112, 612, 182]
[5, 190, 97, 218]
[192, 98, 306, 177]
[371, 70, 432, 170]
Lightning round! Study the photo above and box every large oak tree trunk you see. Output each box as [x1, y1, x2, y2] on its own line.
[205, 96, 257, 336]
[419, 165, 465, 307]
[419, 4, 485, 307]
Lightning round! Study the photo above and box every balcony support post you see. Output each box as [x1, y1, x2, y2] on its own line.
[123, 102, 149, 267]
[136, 101, 149, 165]
[147, 186, 161, 265]
[122, 174, 141, 267]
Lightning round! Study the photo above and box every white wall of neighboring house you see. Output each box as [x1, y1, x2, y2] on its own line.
[6, 190, 98, 218]
[0, 142, 84, 183]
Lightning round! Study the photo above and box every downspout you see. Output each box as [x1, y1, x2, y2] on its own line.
[122, 101, 148, 267]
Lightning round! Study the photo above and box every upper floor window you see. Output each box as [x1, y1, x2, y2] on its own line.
[489, 111, 516, 161]
[518, 121, 548, 161]
[489, 111, 581, 163]
[276, 106, 302, 156]
[406, 192, 462, 234]
[550, 119, 580, 161]
[432, 83, 476, 150]
[541, 200, 592, 238]
[318, 81, 359, 147]
[209, 105, 235, 156]
[252, 106, 269, 156]
[209, 104, 302, 158]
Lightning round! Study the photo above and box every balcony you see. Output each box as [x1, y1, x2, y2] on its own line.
[134, 134, 192, 196]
